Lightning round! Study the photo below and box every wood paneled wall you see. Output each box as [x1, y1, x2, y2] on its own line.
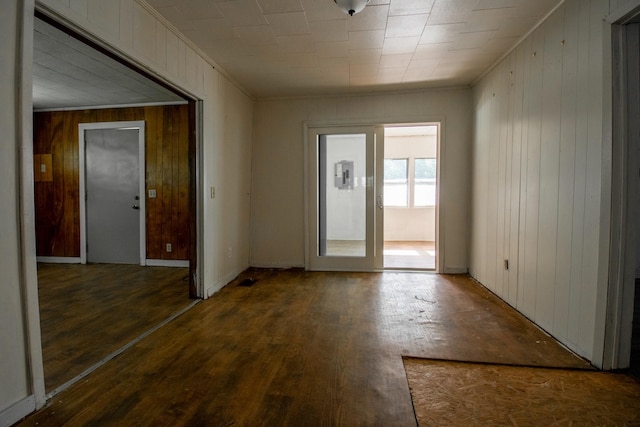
[33, 104, 191, 261]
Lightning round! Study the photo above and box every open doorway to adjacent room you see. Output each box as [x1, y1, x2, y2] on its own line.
[32, 13, 199, 396]
[383, 125, 438, 270]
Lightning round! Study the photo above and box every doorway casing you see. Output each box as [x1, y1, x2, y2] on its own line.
[304, 121, 442, 273]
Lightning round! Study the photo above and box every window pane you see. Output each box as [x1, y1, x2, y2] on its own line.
[415, 158, 436, 206]
[384, 159, 407, 180]
[384, 159, 408, 206]
[415, 158, 436, 179]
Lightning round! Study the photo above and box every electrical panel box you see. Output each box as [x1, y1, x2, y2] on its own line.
[334, 160, 354, 190]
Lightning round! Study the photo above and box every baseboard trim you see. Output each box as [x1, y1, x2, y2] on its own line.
[145, 259, 189, 268]
[443, 267, 469, 274]
[0, 395, 35, 427]
[36, 256, 81, 264]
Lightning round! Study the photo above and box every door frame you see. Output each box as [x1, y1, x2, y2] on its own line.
[78, 121, 146, 265]
[304, 120, 442, 272]
[306, 125, 381, 271]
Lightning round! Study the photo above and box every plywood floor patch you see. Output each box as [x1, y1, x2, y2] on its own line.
[404, 358, 640, 426]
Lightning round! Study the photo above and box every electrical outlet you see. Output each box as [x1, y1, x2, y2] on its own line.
[504, 259, 509, 270]
[210, 186, 216, 199]
[166, 243, 172, 253]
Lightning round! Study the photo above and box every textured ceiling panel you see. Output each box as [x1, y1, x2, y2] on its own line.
[145, 0, 560, 97]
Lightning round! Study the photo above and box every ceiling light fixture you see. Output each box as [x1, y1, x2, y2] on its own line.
[333, 0, 370, 16]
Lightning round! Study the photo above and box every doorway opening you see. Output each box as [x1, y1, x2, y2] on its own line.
[31, 13, 200, 396]
[383, 125, 438, 270]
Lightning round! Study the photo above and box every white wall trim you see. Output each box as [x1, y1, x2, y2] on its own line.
[19, 0, 46, 412]
[33, 100, 188, 113]
[145, 259, 189, 268]
[36, 256, 81, 264]
[0, 395, 36, 427]
[607, 0, 640, 23]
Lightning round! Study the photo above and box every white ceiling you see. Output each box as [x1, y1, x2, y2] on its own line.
[33, 18, 184, 110]
[32, 0, 561, 109]
[146, 0, 561, 98]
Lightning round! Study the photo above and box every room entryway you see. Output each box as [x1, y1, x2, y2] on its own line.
[306, 123, 439, 272]
[382, 125, 438, 270]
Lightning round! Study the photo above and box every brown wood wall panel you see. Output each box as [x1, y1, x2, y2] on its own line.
[34, 105, 190, 261]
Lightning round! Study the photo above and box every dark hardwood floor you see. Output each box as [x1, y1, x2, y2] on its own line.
[22, 269, 591, 426]
[37, 263, 191, 392]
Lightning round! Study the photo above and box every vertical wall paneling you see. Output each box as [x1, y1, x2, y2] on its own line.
[119, 0, 134, 49]
[87, 0, 119, 40]
[567, 0, 592, 346]
[471, 0, 610, 362]
[485, 71, 500, 293]
[521, 25, 545, 321]
[133, 1, 156, 64]
[554, 0, 580, 342]
[580, 0, 607, 358]
[507, 47, 524, 306]
[536, 5, 564, 332]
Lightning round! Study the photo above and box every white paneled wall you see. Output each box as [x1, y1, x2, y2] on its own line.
[34, 0, 254, 295]
[251, 89, 471, 272]
[471, 0, 609, 363]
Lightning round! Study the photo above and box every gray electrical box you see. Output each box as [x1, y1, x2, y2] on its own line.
[335, 160, 354, 190]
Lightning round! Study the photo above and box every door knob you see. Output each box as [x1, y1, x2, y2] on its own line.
[132, 204, 140, 210]
[377, 194, 384, 209]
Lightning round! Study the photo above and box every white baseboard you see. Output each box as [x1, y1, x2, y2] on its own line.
[36, 256, 81, 264]
[0, 395, 35, 427]
[145, 259, 189, 268]
[249, 261, 304, 269]
[443, 266, 469, 274]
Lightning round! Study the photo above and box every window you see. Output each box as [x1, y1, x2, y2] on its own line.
[383, 157, 437, 207]
[414, 158, 436, 207]
[383, 158, 408, 206]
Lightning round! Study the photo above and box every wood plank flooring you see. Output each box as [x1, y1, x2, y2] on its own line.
[37, 263, 191, 392]
[21, 269, 591, 426]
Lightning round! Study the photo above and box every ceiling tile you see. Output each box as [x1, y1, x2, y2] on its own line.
[265, 11, 310, 35]
[315, 40, 349, 57]
[389, 0, 435, 16]
[216, 0, 269, 27]
[234, 25, 278, 46]
[175, 0, 224, 20]
[309, 19, 348, 42]
[385, 14, 429, 38]
[348, 48, 382, 64]
[347, 29, 385, 50]
[257, 0, 304, 14]
[301, 0, 347, 22]
[419, 23, 466, 44]
[381, 36, 420, 55]
[274, 34, 316, 52]
[379, 53, 412, 68]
